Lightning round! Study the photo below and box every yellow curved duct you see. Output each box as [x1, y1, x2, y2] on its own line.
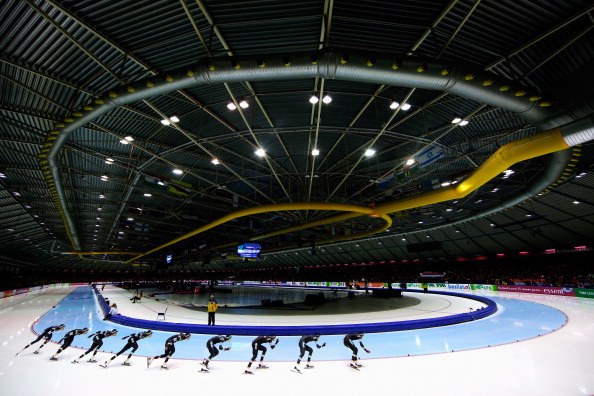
[376, 128, 568, 214]
[124, 203, 388, 264]
[82, 127, 569, 264]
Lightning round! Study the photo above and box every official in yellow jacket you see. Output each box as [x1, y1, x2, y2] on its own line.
[207, 295, 219, 326]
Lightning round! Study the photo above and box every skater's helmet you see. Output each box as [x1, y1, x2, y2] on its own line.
[111, 329, 118, 335]
[82, 327, 89, 333]
[144, 330, 153, 337]
[314, 333, 321, 340]
[180, 332, 191, 339]
[58, 324, 65, 330]
[224, 335, 232, 341]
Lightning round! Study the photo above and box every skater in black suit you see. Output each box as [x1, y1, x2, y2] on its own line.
[50, 328, 89, 360]
[16, 324, 65, 356]
[293, 334, 326, 373]
[343, 332, 371, 369]
[72, 329, 118, 363]
[147, 332, 191, 369]
[244, 335, 278, 374]
[101, 330, 152, 368]
[199, 335, 232, 372]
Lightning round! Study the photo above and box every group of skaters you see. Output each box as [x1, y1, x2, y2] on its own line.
[17, 324, 372, 373]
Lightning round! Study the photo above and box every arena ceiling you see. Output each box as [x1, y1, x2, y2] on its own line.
[1, 0, 593, 272]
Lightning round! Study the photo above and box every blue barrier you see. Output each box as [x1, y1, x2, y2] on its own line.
[94, 287, 497, 335]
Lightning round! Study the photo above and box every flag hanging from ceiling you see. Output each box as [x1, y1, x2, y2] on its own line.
[416, 145, 445, 168]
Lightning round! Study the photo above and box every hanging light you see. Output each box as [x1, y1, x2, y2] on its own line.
[309, 95, 319, 104]
[311, 148, 320, 156]
[105, 158, 114, 164]
[452, 116, 462, 124]
[227, 102, 237, 110]
[101, 175, 109, 181]
[211, 158, 220, 165]
[322, 94, 332, 104]
[98, 192, 105, 199]
[390, 101, 399, 109]
[239, 99, 249, 109]
[169, 115, 179, 123]
[172, 168, 183, 175]
[405, 158, 415, 166]
[161, 119, 171, 125]
[364, 148, 376, 157]
[401, 103, 411, 110]
[459, 120, 469, 126]
[255, 148, 266, 157]
[143, 193, 152, 197]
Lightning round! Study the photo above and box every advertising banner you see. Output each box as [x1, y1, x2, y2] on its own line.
[329, 282, 345, 288]
[407, 283, 422, 289]
[574, 288, 594, 299]
[427, 283, 448, 290]
[497, 285, 576, 296]
[447, 283, 471, 291]
[471, 284, 498, 291]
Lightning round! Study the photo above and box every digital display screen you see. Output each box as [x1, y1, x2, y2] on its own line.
[237, 243, 261, 258]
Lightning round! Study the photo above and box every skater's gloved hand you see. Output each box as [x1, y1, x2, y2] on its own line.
[321, 342, 326, 348]
[224, 347, 231, 351]
[364, 348, 371, 353]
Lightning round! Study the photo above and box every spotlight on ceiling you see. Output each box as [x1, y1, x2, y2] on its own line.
[227, 102, 237, 110]
[161, 119, 171, 125]
[390, 101, 399, 109]
[309, 95, 319, 104]
[169, 115, 179, 123]
[173, 168, 183, 175]
[401, 103, 411, 110]
[405, 158, 415, 166]
[105, 158, 114, 164]
[311, 148, 320, 156]
[255, 148, 266, 157]
[239, 99, 249, 109]
[364, 148, 376, 157]
[452, 116, 462, 124]
[211, 158, 220, 165]
[322, 94, 332, 104]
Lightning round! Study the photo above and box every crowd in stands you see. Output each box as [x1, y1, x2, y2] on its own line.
[1, 251, 593, 292]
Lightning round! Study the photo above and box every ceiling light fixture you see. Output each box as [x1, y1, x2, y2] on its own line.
[459, 120, 469, 126]
[401, 103, 411, 110]
[322, 94, 332, 104]
[309, 95, 319, 104]
[239, 99, 249, 109]
[255, 148, 266, 157]
[98, 193, 105, 199]
[390, 101, 399, 109]
[169, 115, 179, 123]
[161, 119, 171, 125]
[144, 193, 152, 197]
[311, 148, 320, 156]
[211, 158, 220, 165]
[173, 168, 183, 175]
[227, 102, 237, 110]
[405, 158, 415, 166]
[105, 158, 114, 164]
[452, 116, 462, 124]
[364, 148, 376, 157]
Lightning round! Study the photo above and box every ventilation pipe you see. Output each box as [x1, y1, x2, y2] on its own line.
[45, 49, 594, 253]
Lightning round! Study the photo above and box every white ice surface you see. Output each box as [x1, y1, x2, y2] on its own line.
[1, 286, 593, 396]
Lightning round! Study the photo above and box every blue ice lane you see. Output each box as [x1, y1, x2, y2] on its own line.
[33, 287, 568, 362]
